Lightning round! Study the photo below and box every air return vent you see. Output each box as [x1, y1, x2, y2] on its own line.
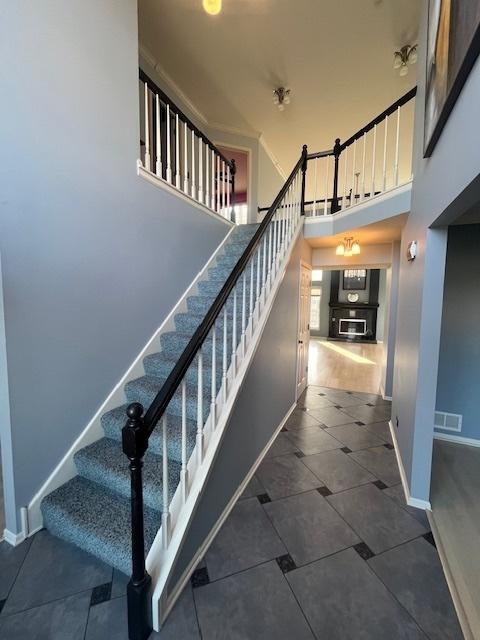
[434, 411, 462, 433]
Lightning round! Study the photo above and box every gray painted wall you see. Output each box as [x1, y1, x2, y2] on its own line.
[381, 242, 400, 399]
[168, 234, 303, 590]
[0, 1, 231, 530]
[436, 224, 480, 440]
[392, 0, 480, 501]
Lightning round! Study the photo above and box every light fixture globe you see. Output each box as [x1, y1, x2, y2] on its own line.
[352, 241, 361, 255]
[203, 0, 222, 15]
[399, 64, 408, 77]
[336, 243, 345, 256]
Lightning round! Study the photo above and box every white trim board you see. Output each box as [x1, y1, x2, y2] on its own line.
[388, 420, 431, 511]
[434, 432, 480, 448]
[26, 223, 238, 536]
[162, 402, 296, 624]
[3, 528, 25, 547]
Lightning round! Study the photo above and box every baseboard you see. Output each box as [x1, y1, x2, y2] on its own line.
[434, 432, 480, 448]
[161, 401, 297, 624]
[388, 420, 431, 511]
[26, 225, 238, 535]
[428, 512, 475, 640]
[3, 528, 26, 547]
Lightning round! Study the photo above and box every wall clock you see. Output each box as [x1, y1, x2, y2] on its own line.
[347, 292, 359, 303]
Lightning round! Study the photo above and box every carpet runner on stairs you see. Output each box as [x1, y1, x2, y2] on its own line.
[41, 223, 260, 574]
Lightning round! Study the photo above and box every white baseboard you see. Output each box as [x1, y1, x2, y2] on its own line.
[388, 420, 431, 511]
[434, 432, 480, 448]
[3, 528, 26, 547]
[26, 226, 238, 535]
[162, 401, 297, 623]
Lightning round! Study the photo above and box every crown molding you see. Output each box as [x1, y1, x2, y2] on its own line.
[139, 44, 209, 127]
[138, 43, 287, 180]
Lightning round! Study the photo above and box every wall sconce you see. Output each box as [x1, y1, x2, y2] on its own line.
[394, 45, 418, 77]
[273, 87, 291, 111]
[336, 237, 361, 257]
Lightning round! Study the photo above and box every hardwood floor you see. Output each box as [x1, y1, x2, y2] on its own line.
[430, 440, 480, 640]
[308, 338, 383, 395]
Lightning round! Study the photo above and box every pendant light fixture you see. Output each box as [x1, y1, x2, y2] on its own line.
[203, 0, 222, 16]
[336, 237, 360, 257]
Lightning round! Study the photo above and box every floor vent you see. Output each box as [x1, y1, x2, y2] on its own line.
[434, 411, 462, 433]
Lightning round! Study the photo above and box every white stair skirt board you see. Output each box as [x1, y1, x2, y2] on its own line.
[388, 420, 432, 511]
[3, 528, 26, 547]
[427, 512, 475, 640]
[162, 401, 297, 626]
[26, 225, 237, 537]
[433, 433, 480, 448]
[148, 222, 304, 631]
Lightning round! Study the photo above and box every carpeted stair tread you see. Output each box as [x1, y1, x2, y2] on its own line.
[74, 437, 180, 511]
[41, 476, 161, 575]
[101, 404, 196, 461]
[143, 351, 223, 390]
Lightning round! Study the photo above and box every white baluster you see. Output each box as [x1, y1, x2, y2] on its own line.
[267, 223, 273, 289]
[323, 157, 329, 215]
[196, 350, 203, 466]
[261, 234, 267, 305]
[191, 130, 196, 199]
[175, 114, 180, 189]
[210, 325, 216, 427]
[162, 415, 170, 549]
[255, 245, 261, 315]
[232, 285, 237, 373]
[222, 161, 226, 217]
[351, 141, 357, 206]
[226, 165, 231, 221]
[144, 83, 151, 172]
[394, 106, 400, 186]
[371, 124, 377, 199]
[361, 134, 366, 201]
[205, 144, 210, 207]
[382, 115, 389, 192]
[183, 122, 189, 193]
[222, 306, 228, 402]
[248, 260, 254, 338]
[313, 158, 318, 217]
[341, 146, 348, 210]
[211, 150, 215, 210]
[181, 379, 188, 504]
[241, 271, 247, 357]
[155, 94, 162, 176]
[166, 104, 172, 183]
[198, 139, 203, 204]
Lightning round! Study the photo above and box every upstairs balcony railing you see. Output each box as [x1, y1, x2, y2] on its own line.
[258, 87, 416, 219]
[139, 69, 236, 221]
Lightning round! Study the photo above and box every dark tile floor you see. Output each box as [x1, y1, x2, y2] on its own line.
[0, 385, 463, 639]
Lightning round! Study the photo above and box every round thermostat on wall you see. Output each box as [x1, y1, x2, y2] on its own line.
[347, 293, 359, 303]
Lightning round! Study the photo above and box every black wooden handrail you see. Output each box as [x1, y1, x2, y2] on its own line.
[139, 68, 234, 170]
[339, 87, 417, 152]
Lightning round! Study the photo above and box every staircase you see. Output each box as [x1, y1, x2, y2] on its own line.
[41, 223, 260, 575]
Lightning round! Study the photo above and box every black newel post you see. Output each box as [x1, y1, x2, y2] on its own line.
[331, 138, 342, 214]
[300, 144, 308, 215]
[230, 158, 236, 222]
[122, 403, 152, 640]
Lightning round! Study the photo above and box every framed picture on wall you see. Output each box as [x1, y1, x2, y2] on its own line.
[343, 269, 367, 290]
[424, 0, 480, 156]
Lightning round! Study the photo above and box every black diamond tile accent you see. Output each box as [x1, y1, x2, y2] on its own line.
[90, 582, 112, 607]
[281, 427, 288, 432]
[276, 554, 297, 574]
[191, 566, 210, 588]
[346, 392, 354, 395]
[366, 403, 375, 407]
[340, 446, 352, 454]
[355, 421, 365, 426]
[317, 486, 332, 497]
[0, 599, 5, 615]
[294, 451, 305, 459]
[372, 479, 388, 490]
[334, 405, 342, 409]
[319, 393, 326, 396]
[384, 443, 394, 450]
[257, 493, 272, 504]
[423, 532, 436, 548]
[353, 542, 375, 560]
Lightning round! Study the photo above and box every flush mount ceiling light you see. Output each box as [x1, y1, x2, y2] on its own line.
[273, 87, 291, 111]
[202, 0, 222, 15]
[336, 237, 361, 257]
[394, 45, 418, 77]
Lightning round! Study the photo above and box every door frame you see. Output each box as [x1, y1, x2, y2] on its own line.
[295, 260, 312, 400]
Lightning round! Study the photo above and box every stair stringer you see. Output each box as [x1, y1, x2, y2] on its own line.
[147, 220, 304, 630]
[26, 224, 236, 536]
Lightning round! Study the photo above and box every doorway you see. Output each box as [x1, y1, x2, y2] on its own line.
[217, 146, 249, 224]
[296, 262, 311, 397]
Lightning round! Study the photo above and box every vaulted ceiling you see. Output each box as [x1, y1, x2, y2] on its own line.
[138, 0, 421, 175]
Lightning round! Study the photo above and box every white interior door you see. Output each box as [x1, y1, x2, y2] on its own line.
[296, 263, 312, 397]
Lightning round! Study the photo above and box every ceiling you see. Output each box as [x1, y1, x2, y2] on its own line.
[306, 213, 408, 248]
[138, 0, 421, 174]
